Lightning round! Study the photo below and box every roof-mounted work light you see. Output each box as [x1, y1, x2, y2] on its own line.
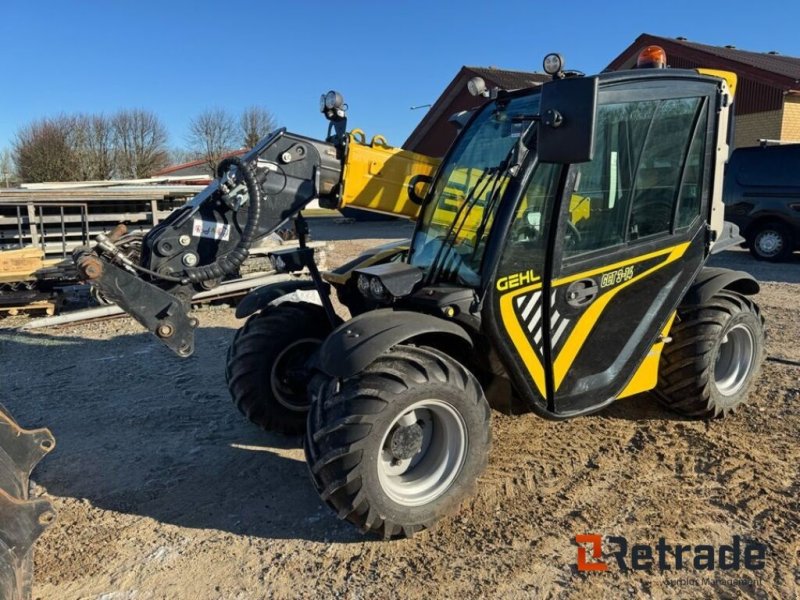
[543, 53, 564, 76]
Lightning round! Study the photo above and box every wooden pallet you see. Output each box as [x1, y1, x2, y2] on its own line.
[0, 300, 57, 317]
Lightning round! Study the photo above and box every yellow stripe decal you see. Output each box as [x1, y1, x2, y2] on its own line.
[552, 242, 689, 390]
[617, 311, 677, 399]
[498, 242, 689, 400]
[499, 281, 546, 398]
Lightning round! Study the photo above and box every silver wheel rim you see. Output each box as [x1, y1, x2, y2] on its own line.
[377, 399, 468, 507]
[755, 230, 783, 257]
[269, 338, 320, 411]
[714, 324, 755, 396]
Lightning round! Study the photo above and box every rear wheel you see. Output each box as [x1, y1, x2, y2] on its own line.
[305, 345, 491, 538]
[225, 302, 338, 434]
[655, 291, 764, 418]
[748, 221, 793, 261]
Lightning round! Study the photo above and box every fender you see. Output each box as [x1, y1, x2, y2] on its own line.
[682, 267, 760, 306]
[323, 239, 409, 286]
[235, 276, 318, 318]
[318, 309, 472, 378]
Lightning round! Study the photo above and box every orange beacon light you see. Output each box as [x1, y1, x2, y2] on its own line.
[637, 46, 667, 69]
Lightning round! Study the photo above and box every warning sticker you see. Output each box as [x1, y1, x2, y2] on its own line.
[192, 219, 231, 241]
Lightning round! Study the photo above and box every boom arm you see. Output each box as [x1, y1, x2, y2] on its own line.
[73, 98, 439, 356]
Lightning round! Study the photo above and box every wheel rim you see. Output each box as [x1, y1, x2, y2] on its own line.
[269, 338, 320, 411]
[714, 324, 755, 396]
[377, 399, 468, 507]
[755, 229, 784, 257]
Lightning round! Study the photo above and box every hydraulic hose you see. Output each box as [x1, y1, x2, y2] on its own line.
[184, 156, 262, 283]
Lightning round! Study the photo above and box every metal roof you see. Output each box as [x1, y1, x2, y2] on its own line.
[464, 66, 550, 90]
[669, 38, 800, 83]
[403, 66, 549, 154]
[607, 34, 800, 90]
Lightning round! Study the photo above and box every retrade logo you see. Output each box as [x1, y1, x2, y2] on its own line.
[575, 534, 766, 573]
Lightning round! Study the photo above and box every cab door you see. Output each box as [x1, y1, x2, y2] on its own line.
[486, 80, 720, 416]
[547, 87, 715, 414]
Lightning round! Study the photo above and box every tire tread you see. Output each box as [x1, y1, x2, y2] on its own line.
[305, 345, 491, 538]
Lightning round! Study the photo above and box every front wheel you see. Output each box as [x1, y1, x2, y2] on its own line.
[655, 291, 764, 418]
[305, 345, 491, 538]
[225, 302, 338, 434]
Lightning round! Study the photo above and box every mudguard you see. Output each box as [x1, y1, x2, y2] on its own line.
[318, 309, 472, 378]
[235, 276, 317, 319]
[0, 405, 55, 600]
[683, 267, 760, 305]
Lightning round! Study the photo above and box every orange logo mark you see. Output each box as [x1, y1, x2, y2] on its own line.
[576, 534, 608, 572]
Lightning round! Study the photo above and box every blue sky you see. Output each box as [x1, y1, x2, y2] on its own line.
[1, 0, 798, 157]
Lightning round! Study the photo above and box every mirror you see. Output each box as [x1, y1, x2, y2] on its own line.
[538, 76, 598, 164]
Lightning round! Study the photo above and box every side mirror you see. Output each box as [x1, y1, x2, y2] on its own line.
[537, 76, 598, 164]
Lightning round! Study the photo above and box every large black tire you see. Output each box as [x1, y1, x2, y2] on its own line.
[747, 220, 794, 262]
[655, 291, 764, 418]
[225, 302, 338, 435]
[305, 345, 491, 539]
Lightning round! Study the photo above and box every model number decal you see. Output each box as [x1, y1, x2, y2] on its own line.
[192, 219, 231, 241]
[600, 266, 634, 288]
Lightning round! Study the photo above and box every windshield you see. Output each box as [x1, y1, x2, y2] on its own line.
[409, 92, 541, 286]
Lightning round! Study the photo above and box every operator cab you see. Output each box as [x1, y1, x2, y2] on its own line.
[354, 48, 736, 417]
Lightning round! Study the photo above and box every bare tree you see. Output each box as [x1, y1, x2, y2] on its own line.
[71, 114, 114, 180]
[168, 147, 201, 166]
[240, 106, 277, 149]
[187, 108, 239, 173]
[0, 148, 14, 187]
[112, 109, 170, 178]
[13, 116, 79, 182]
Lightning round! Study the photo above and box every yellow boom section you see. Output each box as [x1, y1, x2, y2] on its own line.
[339, 130, 441, 219]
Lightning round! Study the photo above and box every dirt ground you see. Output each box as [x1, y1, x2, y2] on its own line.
[1, 218, 798, 599]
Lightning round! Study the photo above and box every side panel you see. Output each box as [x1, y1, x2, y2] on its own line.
[550, 234, 704, 413]
[617, 312, 676, 399]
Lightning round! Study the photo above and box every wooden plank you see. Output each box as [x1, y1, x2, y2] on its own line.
[0, 248, 44, 282]
[25, 205, 39, 247]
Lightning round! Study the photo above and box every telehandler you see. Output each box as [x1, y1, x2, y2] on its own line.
[75, 47, 765, 538]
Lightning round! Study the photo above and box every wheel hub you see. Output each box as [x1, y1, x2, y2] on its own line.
[377, 400, 468, 507]
[270, 338, 321, 412]
[389, 423, 424, 460]
[714, 323, 755, 396]
[756, 231, 782, 256]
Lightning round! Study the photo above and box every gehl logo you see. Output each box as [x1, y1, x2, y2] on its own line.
[496, 269, 538, 292]
[575, 534, 766, 573]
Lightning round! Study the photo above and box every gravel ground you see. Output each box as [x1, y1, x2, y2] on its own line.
[1, 218, 798, 599]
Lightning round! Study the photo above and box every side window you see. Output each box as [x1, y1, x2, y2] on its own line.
[630, 97, 703, 238]
[564, 100, 657, 256]
[499, 163, 561, 276]
[563, 96, 706, 258]
[676, 101, 708, 228]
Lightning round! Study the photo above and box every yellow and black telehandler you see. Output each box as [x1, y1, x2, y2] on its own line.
[73, 47, 764, 538]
